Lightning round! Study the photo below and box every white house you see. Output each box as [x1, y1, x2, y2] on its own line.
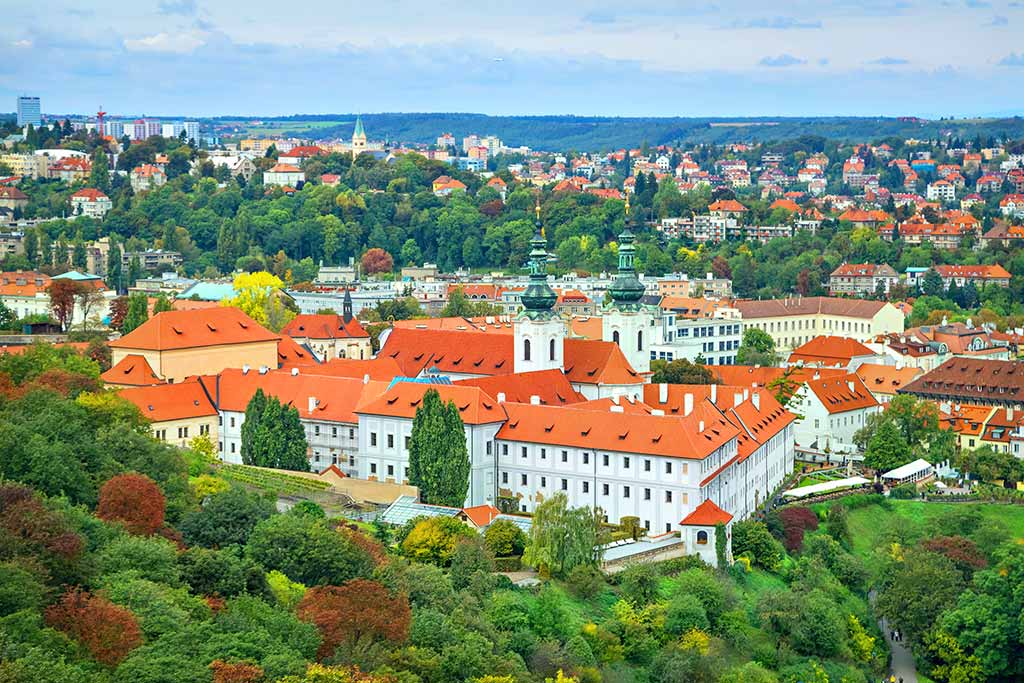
[264, 163, 305, 187]
[926, 179, 956, 203]
[70, 188, 112, 219]
[789, 373, 881, 454]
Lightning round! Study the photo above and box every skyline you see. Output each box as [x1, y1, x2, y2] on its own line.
[4, 1, 1024, 118]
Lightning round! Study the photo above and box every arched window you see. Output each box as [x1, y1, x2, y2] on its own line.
[523, 339, 531, 361]
[637, 330, 643, 352]
[549, 338, 556, 361]
[612, 330, 620, 346]
[696, 530, 709, 545]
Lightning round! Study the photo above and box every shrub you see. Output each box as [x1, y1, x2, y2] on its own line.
[665, 593, 710, 636]
[400, 516, 476, 565]
[731, 520, 785, 570]
[566, 564, 605, 599]
[484, 518, 527, 557]
[777, 507, 819, 553]
[45, 588, 143, 666]
[96, 472, 165, 535]
[890, 483, 919, 499]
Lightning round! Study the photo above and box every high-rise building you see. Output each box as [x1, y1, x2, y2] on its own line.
[16, 96, 41, 127]
[184, 121, 200, 142]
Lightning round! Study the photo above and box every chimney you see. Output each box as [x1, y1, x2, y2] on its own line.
[291, 367, 299, 376]
[813, 371, 821, 380]
[308, 396, 317, 413]
[734, 392, 743, 407]
[530, 395, 541, 405]
[610, 405, 624, 413]
[752, 392, 761, 411]
[710, 384, 717, 403]
[651, 408, 665, 416]
[497, 392, 506, 403]
[659, 382, 668, 404]
[684, 393, 694, 417]
[1008, 407, 1015, 421]
[699, 420, 705, 432]
[242, 365, 250, 374]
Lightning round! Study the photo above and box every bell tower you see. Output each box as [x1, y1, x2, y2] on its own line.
[351, 115, 367, 158]
[603, 195, 652, 374]
[514, 199, 564, 374]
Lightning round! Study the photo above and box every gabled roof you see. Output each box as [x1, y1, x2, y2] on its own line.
[267, 163, 302, 173]
[460, 504, 502, 528]
[455, 369, 585, 406]
[788, 335, 877, 367]
[934, 264, 1011, 280]
[356, 382, 507, 425]
[734, 296, 889, 320]
[804, 374, 879, 414]
[497, 400, 737, 460]
[563, 338, 641, 386]
[710, 364, 846, 389]
[899, 358, 1024, 402]
[679, 499, 733, 526]
[117, 379, 217, 423]
[109, 307, 279, 351]
[0, 187, 28, 200]
[101, 354, 164, 386]
[205, 368, 389, 424]
[70, 188, 109, 201]
[281, 313, 368, 340]
[854, 363, 922, 395]
[277, 336, 320, 367]
[303, 357, 404, 382]
[380, 327, 515, 376]
[708, 199, 747, 212]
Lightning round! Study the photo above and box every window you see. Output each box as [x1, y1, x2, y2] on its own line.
[643, 488, 651, 500]
[644, 459, 651, 472]
[332, 427, 338, 437]
[486, 442, 492, 455]
[540, 448, 546, 459]
[540, 476, 546, 487]
[523, 338, 531, 361]
[561, 451, 568, 463]
[549, 338, 556, 361]
[230, 442, 235, 453]
[370, 432, 377, 447]
[623, 486, 630, 498]
[404, 436, 410, 450]
[583, 452, 590, 465]
[349, 428, 355, 439]
[602, 484, 610, 496]
[370, 463, 377, 474]
[502, 444, 509, 456]
[696, 530, 709, 545]
[665, 462, 672, 474]
[561, 479, 568, 491]
[583, 481, 589, 493]
[387, 434, 394, 448]
[387, 464, 394, 476]
[612, 330, 620, 345]
[200, 424, 209, 435]
[230, 417, 236, 428]
[623, 457, 630, 469]
[520, 474, 527, 485]
[602, 454, 609, 466]
[502, 472, 508, 484]
[637, 330, 643, 351]
[521, 446, 528, 458]
[665, 490, 673, 502]
[314, 425, 320, 436]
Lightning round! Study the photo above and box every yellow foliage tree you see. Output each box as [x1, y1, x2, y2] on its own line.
[544, 671, 579, 683]
[679, 628, 710, 655]
[222, 271, 295, 332]
[847, 615, 875, 663]
[190, 474, 229, 499]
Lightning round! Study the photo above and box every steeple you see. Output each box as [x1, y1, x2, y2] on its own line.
[353, 115, 365, 140]
[607, 195, 645, 310]
[342, 285, 353, 324]
[351, 115, 367, 158]
[519, 198, 557, 320]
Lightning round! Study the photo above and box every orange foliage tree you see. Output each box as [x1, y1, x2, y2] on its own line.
[296, 579, 410, 659]
[210, 660, 265, 683]
[44, 588, 143, 666]
[96, 472, 166, 535]
[360, 248, 394, 275]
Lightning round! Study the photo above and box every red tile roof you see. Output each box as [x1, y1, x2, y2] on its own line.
[710, 365, 846, 388]
[0, 187, 28, 200]
[934, 264, 1011, 280]
[303, 357, 404, 382]
[117, 379, 217, 423]
[70, 188, 109, 201]
[281, 314, 368, 340]
[805, 374, 879, 414]
[109, 308, 279, 351]
[563, 338, 642, 386]
[101, 354, 164, 386]
[380, 327, 515, 376]
[455, 369, 585, 406]
[854, 363, 922, 395]
[788, 335, 877, 367]
[356, 382, 507, 425]
[680, 499, 733, 526]
[461, 504, 502, 527]
[277, 336, 320, 367]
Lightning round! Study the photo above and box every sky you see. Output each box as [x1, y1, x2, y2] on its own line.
[3, 0, 1024, 118]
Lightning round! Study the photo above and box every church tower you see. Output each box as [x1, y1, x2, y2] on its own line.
[603, 196, 652, 374]
[514, 200, 564, 374]
[351, 115, 367, 158]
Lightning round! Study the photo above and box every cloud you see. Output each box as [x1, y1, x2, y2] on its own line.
[999, 52, 1024, 66]
[124, 30, 206, 53]
[988, 15, 1008, 24]
[11, 39, 32, 48]
[759, 54, 805, 67]
[158, 0, 197, 14]
[869, 56, 910, 65]
[965, 0, 990, 7]
[730, 17, 822, 29]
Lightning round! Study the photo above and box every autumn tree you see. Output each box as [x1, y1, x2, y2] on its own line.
[224, 270, 295, 331]
[296, 579, 411, 659]
[96, 472, 166, 535]
[45, 588, 143, 666]
[210, 660, 265, 683]
[360, 247, 394, 275]
[108, 296, 129, 330]
[47, 278, 82, 331]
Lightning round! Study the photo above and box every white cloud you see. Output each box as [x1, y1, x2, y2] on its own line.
[12, 39, 32, 48]
[759, 54, 806, 67]
[124, 31, 206, 53]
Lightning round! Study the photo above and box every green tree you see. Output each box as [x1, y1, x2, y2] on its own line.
[178, 486, 276, 548]
[864, 419, 912, 472]
[246, 512, 375, 586]
[152, 295, 173, 314]
[878, 549, 965, 644]
[650, 358, 718, 384]
[408, 389, 470, 506]
[89, 149, 110, 192]
[523, 492, 601, 577]
[736, 328, 778, 366]
[240, 389, 309, 472]
[922, 267, 945, 296]
[121, 292, 149, 334]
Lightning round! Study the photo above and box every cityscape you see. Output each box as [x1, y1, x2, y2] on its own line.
[3, 4, 1024, 683]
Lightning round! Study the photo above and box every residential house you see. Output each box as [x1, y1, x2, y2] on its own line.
[130, 164, 167, 192]
[70, 189, 112, 219]
[787, 336, 883, 371]
[263, 163, 305, 187]
[117, 380, 218, 448]
[828, 263, 899, 296]
[0, 187, 28, 212]
[789, 374, 881, 454]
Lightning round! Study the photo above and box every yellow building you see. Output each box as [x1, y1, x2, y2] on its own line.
[117, 380, 218, 448]
[735, 296, 905, 353]
[109, 307, 279, 384]
[0, 153, 48, 179]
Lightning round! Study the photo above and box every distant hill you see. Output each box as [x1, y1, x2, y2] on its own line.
[212, 113, 1024, 151]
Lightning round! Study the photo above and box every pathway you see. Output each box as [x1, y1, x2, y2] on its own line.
[870, 589, 918, 683]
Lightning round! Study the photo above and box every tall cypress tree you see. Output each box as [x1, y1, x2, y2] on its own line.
[240, 389, 309, 472]
[408, 389, 470, 506]
[240, 389, 268, 466]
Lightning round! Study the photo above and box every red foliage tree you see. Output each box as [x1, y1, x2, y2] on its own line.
[337, 524, 386, 566]
[777, 506, 820, 553]
[479, 199, 504, 217]
[45, 588, 143, 666]
[711, 255, 732, 280]
[108, 296, 129, 330]
[26, 367, 101, 398]
[47, 279, 83, 332]
[360, 248, 394, 275]
[297, 579, 411, 659]
[96, 472, 166, 535]
[921, 535, 987, 578]
[210, 660, 265, 683]
[0, 483, 84, 577]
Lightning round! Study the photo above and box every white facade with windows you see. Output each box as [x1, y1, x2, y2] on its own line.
[650, 312, 743, 366]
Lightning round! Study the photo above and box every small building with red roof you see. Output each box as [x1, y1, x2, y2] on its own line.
[69, 188, 112, 219]
[679, 499, 733, 567]
[101, 354, 164, 388]
[117, 379, 218, 448]
[787, 335, 882, 370]
[264, 163, 305, 187]
[790, 373, 880, 453]
[280, 312, 371, 361]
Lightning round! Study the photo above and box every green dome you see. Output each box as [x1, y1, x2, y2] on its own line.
[520, 210, 557, 320]
[608, 202, 645, 311]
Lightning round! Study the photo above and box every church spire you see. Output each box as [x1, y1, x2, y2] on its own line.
[519, 197, 557, 319]
[607, 195, 645, 310]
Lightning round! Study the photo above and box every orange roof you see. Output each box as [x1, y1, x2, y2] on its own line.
[70, 188, 109, 201]
[940, 404, 993, 437]
[267, 163, 302, 173]
[574, 396, 655, 415]
[568, 316, 603, 340]
[805, 374, 879, 414]
[392, 316, 515, 334]
[117, 380, 217, 423]
[461, 504, 502, 527]
[101, 354, 164, 386]
[497, 400, 737, 460]
[277, 336, 319, 367]
[380, 327, 515, 376]
[770, 198, 801, 213]
[788, 336, 877, 367]
[206, 368, 389, 424]
[455, 369, 585, 406]
[711, 364, 845, 388]
[708, 199, 747, 213]
[0, 187, 28, 200]
[680, 499, 733, 526]
[281, 313, 368, 340]
[563, 338, 641, 386]
[109, 308, 279, 351]
[356, 382, 507, 425]
[486, 177, 507, 187]
[132, 164, 164, 177]
[303, 357, 403, 382]
[934, 264, 1011, 280]
[854, 363, 922, 395]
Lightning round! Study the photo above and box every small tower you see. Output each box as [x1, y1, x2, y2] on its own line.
[342, 285, 354, 324]
[351, 115, 367, 158]
[514, 199, 564, 373]
[603, 195, 652, 374]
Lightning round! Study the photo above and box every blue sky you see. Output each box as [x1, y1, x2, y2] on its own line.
[4, 1, 1024, 118]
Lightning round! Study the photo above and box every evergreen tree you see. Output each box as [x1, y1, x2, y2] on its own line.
[408, 389, 470, 506]
[107, 241, 123, 294]
[921, 268, 944, 297]
[72, 230, 87, 271]
[89, 149, 110, 192]
[153, 295, 173, 314]
[22, 230, 38, 268]
[121, 292, 149, 334]
[127, 255, 142, 287]
[240, 389, 309, 472]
